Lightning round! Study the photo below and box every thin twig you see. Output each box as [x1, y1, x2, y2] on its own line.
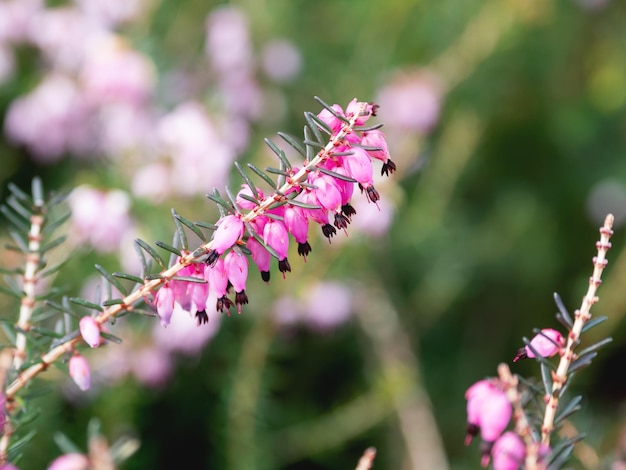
[354, 447, 376, 470]
[541, 214, 614, 444]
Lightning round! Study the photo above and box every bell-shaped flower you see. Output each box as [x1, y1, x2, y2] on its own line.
[317, 104, 344, 134]
[207, 215, 244, 265]
[155, 283, 175, 327]
[300, 190, 336, 240]
[345, 98, 377, 125]
[465, 379, 511, 444]
[69, 354, 91, 391]
[247, 237, 271, 282]
[361, 129, 396, 176]
[47, 453, 90, 470]
[284, 206, 311, 258]
[490, 432, 525, 470]
[225, 250, 249, 313]
[236, 185, 263, 210]
[79, 316, 101, 348]
[205, 257, 233, 314]
[513, 328, 564, 362]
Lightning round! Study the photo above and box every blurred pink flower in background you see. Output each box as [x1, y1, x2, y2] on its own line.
[75, 0, 150, 27]
[261, 39, 302, 83]
[0, 44, 14, 85]
[130, 346, 173, 389]
[4, 73, 91, 162]
[68, 185, 134, 253]
[157, 101, 236, 196]
[131, 162, 172, 202]
[0, 0, 42, 44]
[80, 35, 155, 107]
[376, 69, 442, 134]
[273, 281, 354, 332]
[205, 6, 252, 74]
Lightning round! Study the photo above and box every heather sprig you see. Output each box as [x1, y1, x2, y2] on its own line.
[0, 97, 394, 467]
[465, 214, 615, 470]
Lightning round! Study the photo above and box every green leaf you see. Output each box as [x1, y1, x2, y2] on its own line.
[553, 292, 573, 326]
[29, 326, 64, 338]
[170, 276, 207, 283]
[95, 264, 129, 296]
[555, 395, 582, 424]
[265, 167, 290, 177]
[225, 186, 242, 213]
[53, 432, 82, 455]
[8, 229, 28, 253]
[100, 331, 123, 344]
[0, 284, 23, 300]
[171, 209, 189, 251]
[287, 199, 322, 210]
[568, 352, 598, 373]
[7, 182, 32, 205]
[174, 213, 208, 242]
[302, 139, 324, 149]
[0, 205, 29, 232]
[576, 337, 613, 357]
[46, 189, 71, 208]
[102, 298, 126, 307]
[41, 235, 67, 254]
[31, 176, 44, 207]
[314, 96, 349, 123]
[581, 316, 607, 333]
[277, 132, 306, 158]
[238, 193, 260, 206]
[206, 190, 235, 214]
[264, 138, 292, 169]
[112, 272, 144, 284]
[69, 297, 103, 312]
[303, 126, 315, 161]
[245, 222, 280, 259]
[194, 221, 217, 231]
[42, 211, 71, 236]
[353, 122, 384, 132]
[305, 111, 332, 136]
[7, 196, 33, 221]
[234, 161, 259, 199]
[135, 238, 166, 269]
[247, 163, 278, 189]
[154, 240, 182, 257]
[317, 166, 357, 182]
[44, 300, 76, 316]
[133, 241, 149, 276]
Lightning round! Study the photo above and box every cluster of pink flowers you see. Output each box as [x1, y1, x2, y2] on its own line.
[465, 328, 564, 469]
[144, 99, 394, 327]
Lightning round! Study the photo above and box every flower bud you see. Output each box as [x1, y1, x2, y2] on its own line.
[69, 354, 91, 391]
[491, 432, 525, 470]
[211, 214, 244, 254]
[47, 453, 89, 470]
[79, 316, 101, 348]
[465, 379, 511, 445]
[513, 328, 564, 362]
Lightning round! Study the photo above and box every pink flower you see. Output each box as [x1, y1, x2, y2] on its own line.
[224, 250, 249, 313]
[263, 219, 291, 276]
[342, 147, 374, 186]
[317, 104, 344, 134]
[284, 206, 311, 259]
[69, 354, 91, 391]
[491, 432, 525, 470]
[207, 215, 244, 265]
[310, 174, 342, 212]
[513, 328, 564, 362]
[155, 284, 175, 327]
[47, 453, 89, 470]
[236, 185, 263, 210]
[345, 98, 377, 126]
[79, 316, 101, 348]
[246, 237, 271, 282]
[465, 379, 511, 445]
[361, 129, 396, 176]
[205, 257, 233, 314]
[0, 463, 19, 470]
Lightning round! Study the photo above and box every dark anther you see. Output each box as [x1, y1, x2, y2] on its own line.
[261, 271, 270, 282]
[321, 223, 337, 239]
[298, 241, 312, 257]
[341, 203, 356, 218]
[370, 102, 379, 116]
[334, 213, 350, 230]
[381, 159, 397, 177]
[279, 258, 291, 274]
[235, 291, 249, 307]
[195, 310, 209, 325]
[205, 249, 219, 266]
[216, 296, 234, 315]
[366, 186, 380, 203]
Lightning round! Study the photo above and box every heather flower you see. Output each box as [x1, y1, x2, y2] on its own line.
[69, 354, 91, 391]
[317, 104, 344, 134]
[304, 281, 353, 331]
[465, 380, 512, 445]
[224, 250, 249, 313]
[361, 129, 396, 176]
[261, 39, 302, 83]
[205, 257, 233, 314]
[154, 283, 175, 327]
[79, 316, 101, 348]
[47, 453, 89, 470]
[490, 432, 525, 470]
[284, 206, 311, 259]
[513, 328, 564, 362]
[345, 98, 377, 125]
[246, 236, 271, 282]
[310, 174, 342, 213]
[263, 219, 291, 276]
[0, 463, 19, 470]
[208, 215, 244, 263]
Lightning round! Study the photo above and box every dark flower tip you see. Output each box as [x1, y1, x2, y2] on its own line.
[235, 291, 249, 306]
[341, 203, 357, 218]
[261, 271, 270, 282]
[205, 249, 219, 267]
[512, 347, 527, 363]
[322, 223, 337, 239]
[195, 310, 209, 325]
[370, 102, 379, 116]
[334, 213, 350, 230]
[279, 258, 291, 274]
[217, 296, 234, 315]
[381, 159, 397, 177]
[366, 186, 380, 203]
[298, 241, 312, 257]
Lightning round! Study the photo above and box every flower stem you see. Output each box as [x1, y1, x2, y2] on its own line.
[540, 213, 614, 445]
[5, 103, 369, 400]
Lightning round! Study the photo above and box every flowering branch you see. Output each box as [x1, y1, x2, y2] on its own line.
[541, 213, 614, 444]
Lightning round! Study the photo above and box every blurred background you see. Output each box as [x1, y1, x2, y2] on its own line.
[1, 0, 626, 468]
